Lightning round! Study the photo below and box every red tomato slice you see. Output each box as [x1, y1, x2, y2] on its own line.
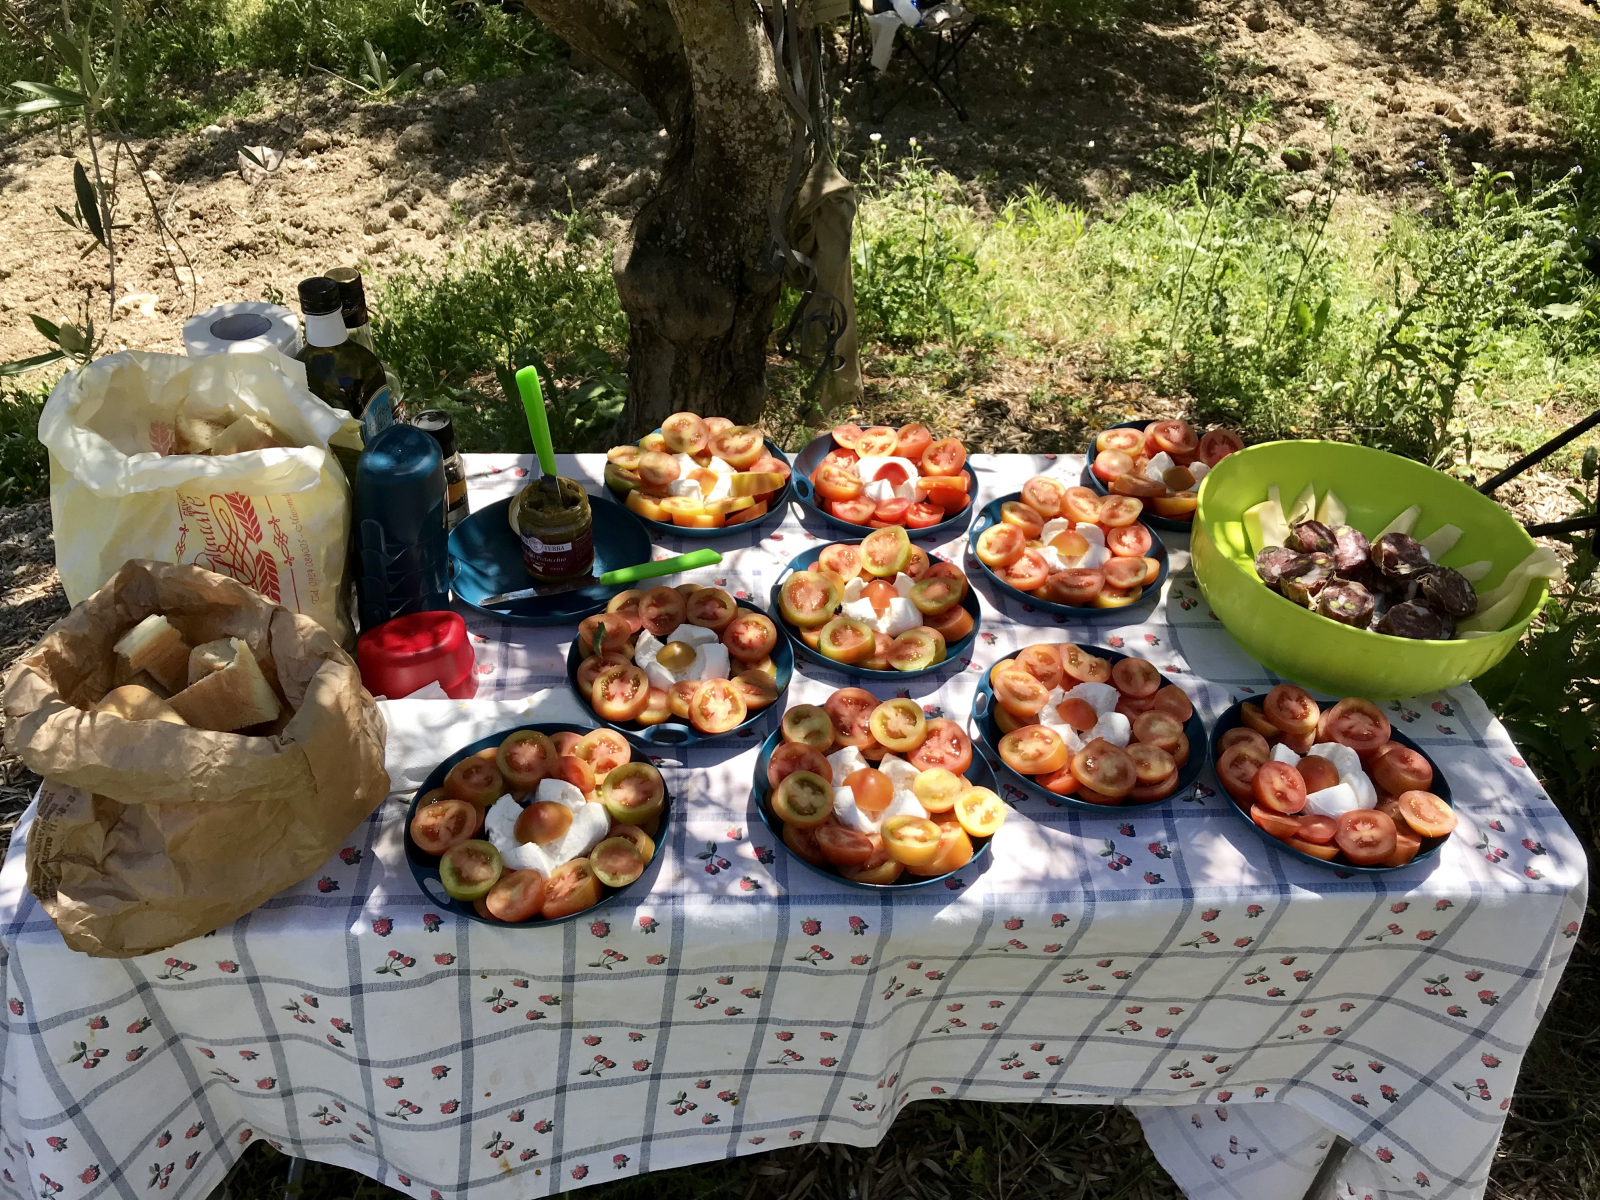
[638, 586, 687, 637]
[1111, 656, 1161, 699]
[996, 549, 1049, 592]
[1396, 790, 1456, 838]
[1037, 765, 1079, 795]
[993, 666, 1050, 716]
[1317, 698, 1393, 758]
[907, 719, 973, 773]
[1097, 496, 1144, 527]
[976, 523, 1027, 569]
[1015, 644, 1064, 689]
[874, 497, 911, 524]
[1063, 487, 1102, 524]
[1105, 523, 1152, 558]
[1199, 428, 1244, 467]
[814, 461, 865, 503]
[685, 587, 738, 631]
[830, 497, 877, 523]
[410, 799, 479, 855]
[1061, 644, 1112, 683]
[1297, 755, 1340, 793]
[895, 423, 933, 460]
[1021, 476, 1066, 517]
[1217, 742, 1267, 803]
[815, 823, 876, 867]
[824, 688, 880, 749]
[1102, 557, 1148, 590]
[484, 870, 547, 922]
[872, 460, 912, 488]
[1296, 814, 1340, 844]
[1336, 809, 1398, 865]
[1373, 746, 1434, 795]
[1045, 569, 1104, 606]
[722, 612, 778, 663]
[1265, 684, 1320, 736]
[1097, 428, 1145, 454]
[920, 437, 966, 477]
[768, 742, 832, 788]
[1252, 760, 1308, 814]
[905, 501, 944, 528]
[1150, 685, 1194, 723]
[856, 426, 900, 457]
[1287, 836, 1341, 861]
[1070, 739, 1137, 798]
[1151, 420, 1199, 459]
[592, 663, 651, 722]
[1092, 450, 1133, 482]
[832, 423, 864, 449]
[1250, 804, 1302, 839]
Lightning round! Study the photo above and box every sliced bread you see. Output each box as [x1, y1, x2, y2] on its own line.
[113, 614, 192, 694]
[168, 637, 282, 732]
[92, 684, 189, 726]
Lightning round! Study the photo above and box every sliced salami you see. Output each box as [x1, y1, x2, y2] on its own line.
[1255, 547, 1304, 590]
[1376, 599, 1447, 640]
[1418, 566, 1478, 618]
[1331, 524, 1370, 573]
[1372, 532, 1432, 580]
[1279, 552, 1335, 608]
[1288, 520, 1336, 554]
[1316, 580, 1375, 628]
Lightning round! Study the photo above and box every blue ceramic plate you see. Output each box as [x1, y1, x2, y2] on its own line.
[769, 544, 981, 682]
[970, 645, 1207, 812]
[1082, 419, 1196, 532]
[750, 727, 997, 890]
[790, 432, 976, 540]
[403, 722, 671, 927]
[449, 492, 652, 627]
[967, 492, 1168, 623]
[609, 437, 795, 540]
[564, 597, 793, 749]
[1209, 700, 1452, 874]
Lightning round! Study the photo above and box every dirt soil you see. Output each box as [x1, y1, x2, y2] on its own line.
[1, 0, 1597, 366]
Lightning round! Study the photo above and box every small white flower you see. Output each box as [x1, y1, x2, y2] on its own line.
[870, 132, 882, 143]
[576, 264, 588, 273]
[1087, 140, 1095, 148]
[908, 136, 918, 145]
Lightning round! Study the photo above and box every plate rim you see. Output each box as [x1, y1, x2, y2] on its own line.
[608, 437, 796, 540]
[790, 432, 977, 540]
[1082, 418, 1196, 532]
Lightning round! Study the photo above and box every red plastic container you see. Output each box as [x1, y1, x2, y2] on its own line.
[357, 611, 477, 700]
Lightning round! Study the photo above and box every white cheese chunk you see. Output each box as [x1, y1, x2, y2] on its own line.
[893, 572, 915, 598]
[841, 597, 879, 626]
[1077, 544, 1110, 572]
[668, 478, 703, 502]
[880, 597, 922, 637]
[1042, 517, 1073, 543]
[1038, 707, 1085, 752]
[1065, 682, 1120, 715]
[1189, 461, 1209, 485]
[855, 456, 920, 487]
[706, 455, 737, 476]
[882, 790, 928, 822]
[1270, 742, 1301, 767]
[1040, 545, 1069, 573]
[862, 477, 895, 503]
[831, 784, 881, 834]
[705, 472, 733, 503]
[534, 778, 587, 812]
[541, 801, 612, 866]
[1088, 711, 1132, 748]
[1344, 767, 1378, 811]
[672, 623, 720, 648]
[672, 452, 698, 477]
[892, 478, 918, 502]
[842, 577, 867, 603]
[1304, 781, 1363, 819]
[827, 745, 869, 783]
[1078, 525, 1106, 548]
[1144, 451, 1175, 483]
[633, 630, 664, 663]
[1309, 742, 1362, 782]
[877, 754, 920, 793]
[484, 797, 555, 875]
[696, 643, 730, 681]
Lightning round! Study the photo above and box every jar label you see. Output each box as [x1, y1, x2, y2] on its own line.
[362, 386, 395, 445]
[519, 523, 594, 581]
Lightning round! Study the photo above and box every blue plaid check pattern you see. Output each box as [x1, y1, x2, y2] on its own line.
[0, 454, 1583, 1200]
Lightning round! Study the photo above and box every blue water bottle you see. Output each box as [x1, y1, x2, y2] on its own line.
[354, 424, 450, 631]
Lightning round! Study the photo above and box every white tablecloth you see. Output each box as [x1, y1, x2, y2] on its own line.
[0, 453, 1583, 1200]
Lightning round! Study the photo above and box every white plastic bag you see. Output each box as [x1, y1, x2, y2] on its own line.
[40, 348, 355, 643]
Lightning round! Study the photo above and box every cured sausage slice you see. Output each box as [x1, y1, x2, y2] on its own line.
[1376, 599, 1447, 640]
[1288, 520, 1336, 554]
[1255, 547, 1304, 591]
[1316, 580, 1376, 628]
[1418, 566, 1478, 618]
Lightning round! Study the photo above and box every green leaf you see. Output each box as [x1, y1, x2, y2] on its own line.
[56, 324, 88, 355]
[1312, 296, 1331, 340]
[238, 146, 265, 169]
[10, 81, 88, 105]
[0, 95, 83, 120]
[29, 314, 60, 342]
[53, 204, 80, 230]
[0, 350, 65, 376]
[1293, 299, 1314, 336]
[73, 161, 104, 247]
[1538, 302, 1582, 320]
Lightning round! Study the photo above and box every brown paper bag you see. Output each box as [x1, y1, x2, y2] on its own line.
[2, 560, 390, 957]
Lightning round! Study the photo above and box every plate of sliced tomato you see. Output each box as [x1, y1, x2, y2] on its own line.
[750, 696, 999, 890]
[1083, 418, 1244, 531]
[565, 591, 793, 748]
[966, 490, 1168, 622]
[970, 644, 1207, 812]
[606, 415, 795, 539]
[1208, 694, 1454, 874]
[768, 540, 982, 682]
[404, 722, 672, 927]
[791, 423, 977, 540]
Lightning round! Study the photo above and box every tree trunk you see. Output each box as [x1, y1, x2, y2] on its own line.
[523, 0, 794, 436]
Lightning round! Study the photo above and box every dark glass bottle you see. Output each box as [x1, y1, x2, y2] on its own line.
[296, 276, 393, 478]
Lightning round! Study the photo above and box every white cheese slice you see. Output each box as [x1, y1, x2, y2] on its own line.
[1038, 708, 1085, 752]
[542, 801, 611, 866]
[697, 643, 730, 681]
[1377, 504, 1421, 539]
[1077, 544, 1110, 572]
[882, 789, 928, 823]
[1042, 517, 1073, 542]
[1078, 525, 1106, 548]
[893, 572, 915, 598]
[1245, 498, 1289, 554]
[633, 630, 664, 665]
[672, 452, 697, 477]
[879, 597, 922, 637]
[827, 745, 869, 783]
[1040, 545, 1069, 572]
[1065, 681, 1120, 715]
[877, 754, 920, 792]
[1270, 741, 1301, 767]
[1308, 742, 1362, 782]
[501, 838, 555, 875]
[1046, 687, 1069, 708]
[842, 577, 867, 603]
[862, 477, 895, 503]
[668, 478, 703, 502]
[1459, 548, 1563, 634]
[1304, 781, 1363, 819]
[893, 478, 918, 502]
[855, 456, 920, 487]
[1455, 560, 1492, 583]
[1344, 767, 1378, 811]
[1144, 451, 1175, 483]
[534, 778, 587, 812]
[1188, 461, 1209, 485]
[1088, 711, 1132, 748]
[1286, 482, 1317, 527]
[706, 472, 733, 503]
[1316, 489, 1347, 526]
[841, 598, 879, 626]
[706, 455, 737, 476]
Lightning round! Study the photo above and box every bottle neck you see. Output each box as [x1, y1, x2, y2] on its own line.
[304, 310, 349, 349]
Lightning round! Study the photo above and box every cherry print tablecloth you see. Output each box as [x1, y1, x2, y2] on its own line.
[0, 453, 1583, 1200]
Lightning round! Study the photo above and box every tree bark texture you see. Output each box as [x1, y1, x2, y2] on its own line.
[524, 0, 794, 434]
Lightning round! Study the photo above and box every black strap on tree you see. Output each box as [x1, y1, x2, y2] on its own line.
[760, 0, 849, 401]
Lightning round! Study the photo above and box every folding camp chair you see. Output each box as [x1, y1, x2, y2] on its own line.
[844, 0, 980, 123]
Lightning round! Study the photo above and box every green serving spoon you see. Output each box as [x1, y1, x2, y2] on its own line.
[479, 548, 723, 604]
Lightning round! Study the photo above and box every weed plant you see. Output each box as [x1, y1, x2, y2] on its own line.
[0, 384, 47, 505]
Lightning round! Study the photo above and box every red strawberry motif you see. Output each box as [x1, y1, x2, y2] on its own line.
[820, 1057, 837, 1067]
[1200, 910, 1219, 922]
[316, 878, 338, 893]
[1482, 1054, 1500, 1068]
[775, 1031, 793, 1041]
[371, 918, 392, 936]
[79, 1167, 99, 1184]
[439, 1100, 459, 1114]
[1003, 918, 1022, 931]
[590, 920, 610, 938]
[432, 1065, 450, 1079]
[216, 961, 239, 973]
[633, 1060, 650, 1071]
[1051, 914, 1068, 927]
[1376, 1148, 1393, 1163]
[384, 1076, 403, 1089]
[583, 1036, 601, 1046]
[87, 1016, 107, 1030]
[646, 954, 666, 965]
[256, 1078, 275, 1090]
[801, 918, 821, 935]
[7, 1000, 21, 1016]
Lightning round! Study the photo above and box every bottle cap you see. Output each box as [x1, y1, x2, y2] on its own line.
[413, 409, 458, 460]
[327, 266, 369, 329]
[297, 276, 342, 316]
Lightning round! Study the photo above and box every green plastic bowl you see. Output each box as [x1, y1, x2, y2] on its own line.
[1191, 440, 1545, 700]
